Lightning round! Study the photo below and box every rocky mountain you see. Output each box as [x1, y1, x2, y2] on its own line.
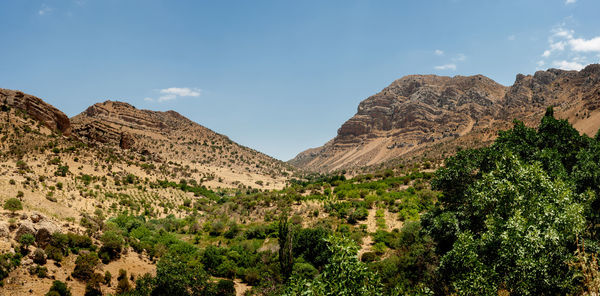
[290, 64, 600, 172]
[0, 88, 71, 135]
[71, 100, 292, 188]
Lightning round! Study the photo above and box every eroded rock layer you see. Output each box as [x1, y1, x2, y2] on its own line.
[290, 64, 600, 171]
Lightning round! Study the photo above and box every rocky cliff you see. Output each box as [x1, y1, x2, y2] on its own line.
[290, 64, 600, 171]
[0, 88, 71, 135]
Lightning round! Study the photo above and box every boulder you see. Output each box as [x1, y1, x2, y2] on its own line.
[15, 220, 36, 241]
[0, 221, 10, 238]
[35, 220, 60, 248]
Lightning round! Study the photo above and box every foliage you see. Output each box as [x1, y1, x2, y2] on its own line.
[3, 198, 23, 213]
[46, 280, 72, 296]
[283, 235, 382, 296]
[72, 252, 99, 280]
[422, 113, 600, 294]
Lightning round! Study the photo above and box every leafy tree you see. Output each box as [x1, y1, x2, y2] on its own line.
[152, 243, 210, 296]
[3, 198, 22, 214]
[279, 212, 293, 282]
[72, 252, 99, 280]
[99, 230, 124, 263]
[46, 280, 72, 296]
[283, 235, 382, 296]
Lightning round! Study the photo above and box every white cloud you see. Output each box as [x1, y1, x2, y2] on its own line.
[159, 87, 201, 97]
[434, 64, 457, 70]
[542, 50, 551, 57]
[565, 0, 577, 4]
[569, 36, 600, 52]
[434, 49, 444, 56]
[38, 4, 52, 15]
[145, 87, 202, 103]
[537, 60, 545, 67]
[508, 35, 516, 41]
[538, 24, 600, 71]
[552, 60, 585, 70]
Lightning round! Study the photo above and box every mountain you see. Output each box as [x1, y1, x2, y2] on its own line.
[0, 88, 71, 135]
[69, 100, 293, 188]
[290, 64, 600, 172]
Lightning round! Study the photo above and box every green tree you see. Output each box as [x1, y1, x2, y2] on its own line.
[279, 212, 293, 282]
[432, 154, 586, 295]
[46, 280, 72, 296]
[283, 235, 382, 296]
[152, 243, 210, 296]
[72, 252, 99, 280]
[3, 198, 23, 214]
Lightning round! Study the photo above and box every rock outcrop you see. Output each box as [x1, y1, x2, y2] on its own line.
[291, 64, 600, 171]
[0, 88, 71, 135]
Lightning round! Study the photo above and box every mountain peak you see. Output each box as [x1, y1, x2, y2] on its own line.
[291, 64, 600, 172]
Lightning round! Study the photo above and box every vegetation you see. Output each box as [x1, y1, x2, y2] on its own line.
[3, 198, 23, 214]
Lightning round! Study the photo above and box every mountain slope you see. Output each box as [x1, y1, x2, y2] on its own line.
[70, 100, 293, 188]
[290, 64, 600, 172]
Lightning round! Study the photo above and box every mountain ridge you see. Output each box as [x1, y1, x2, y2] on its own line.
[290, 64, 600, 172]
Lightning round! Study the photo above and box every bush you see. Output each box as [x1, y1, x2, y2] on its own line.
[0, 253, 20, 285]
[292, 262, 318, 279]
[46, 280, 72, 296]
[116, 269, 132, 294]
[361, 252, 378, 263]
[72, 252, 99, 280]
[3, 198, 22, 213]
[33, 248, 47, 265]
[216, 279, 236, 296]
[99, 231, 124, 263]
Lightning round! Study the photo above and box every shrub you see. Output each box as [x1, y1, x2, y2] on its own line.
[3, 198, 22, 213]
[99, 231, 124, 263]
[116, 269, 132, 294]
[72, 252, 99, 280]
[361, 252, 378, 263]
[292, 262, 318, 279]
[33, 248, 47, 265]
[46, 280, 72, 296]
[216, 279, 236, 296]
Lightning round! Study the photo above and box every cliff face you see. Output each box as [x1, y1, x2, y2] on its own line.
[290, 64, 600, 172]
[0, 88, 71, 135]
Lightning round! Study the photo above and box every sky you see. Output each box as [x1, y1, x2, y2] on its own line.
[1, 0, 600, 161]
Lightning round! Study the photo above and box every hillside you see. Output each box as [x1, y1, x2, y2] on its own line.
[290, 64, 600, 172]
[71, 100, 293, 189]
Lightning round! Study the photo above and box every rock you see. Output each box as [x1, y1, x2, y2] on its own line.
[0, 88, 71, 135]
[290, 64, 600, 171]
[119, 132, 135, 149]
[35, 221, 60, 248]
[0, 221, 10, 238]
[15, 220, 36, 241]
[22, 258, 33, 266]
[30, 213, 44, 223]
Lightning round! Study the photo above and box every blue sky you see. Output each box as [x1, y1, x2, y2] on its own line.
[1, 0, 600, 160]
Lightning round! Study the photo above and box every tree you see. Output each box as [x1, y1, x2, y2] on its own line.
[19, 233, 35, 254]
[99, 231, 124, 263]
[430, 153, 586, 295]
[116, 269, 132, 294]
[46, 280, 72, 296]
[152, 243, 210, 296]
[278, 211, 293, 282]
[283, 235, 383, 296]
[4, 198, 22, 214]
[72, 252, 99, 280]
